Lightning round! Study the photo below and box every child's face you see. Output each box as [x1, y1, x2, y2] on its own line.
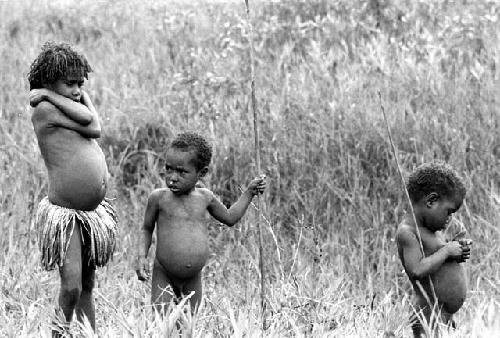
[164, 148, 203, 195]
[424, 194, 463, 231]
[49, 75, 85, 102]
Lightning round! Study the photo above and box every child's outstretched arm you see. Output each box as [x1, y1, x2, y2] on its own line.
[397, 228, 464, 279]
[30, 88, 96, 125]
[136, 190, 160, 281]
[207, 175, 266, 226]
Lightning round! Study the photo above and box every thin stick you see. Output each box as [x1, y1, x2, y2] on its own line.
[378, 91, 437, 305]
[244, 0, 266, 332]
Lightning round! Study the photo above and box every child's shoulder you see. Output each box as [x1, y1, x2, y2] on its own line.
[396, 218, 418, 244]
[194, 187, 215, 201]
[148, 188, 171, 200]
[31, 101, 63, 135]
[195, 187, 215, 197]
[32, 100, 58, 121]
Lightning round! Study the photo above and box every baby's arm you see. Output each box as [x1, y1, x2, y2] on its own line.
[397, 228, 463, 279]
[207, 175, 266, 226]
[136, 190, 160, 281]
[30, 88, 95, 125]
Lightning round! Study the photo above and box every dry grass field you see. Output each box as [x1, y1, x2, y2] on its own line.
[0, 0, 499, 336]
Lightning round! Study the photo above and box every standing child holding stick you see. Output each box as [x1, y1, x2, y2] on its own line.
[136, 132, 266, 313]
[396, 162, 472, 337]
[28, 42, 117, 334]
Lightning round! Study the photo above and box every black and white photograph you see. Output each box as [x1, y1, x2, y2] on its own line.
[0, 0, 499, 336]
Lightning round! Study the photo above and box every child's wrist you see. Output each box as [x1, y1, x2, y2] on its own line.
[38, 91, 48, 101]
[43, 90, 54, 102]
[243, 188, 254, 196]
[443, 244, 452, 258]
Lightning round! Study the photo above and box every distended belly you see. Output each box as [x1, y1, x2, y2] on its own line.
[156, 229, 209, 279]
[47, 150, 108, 211]
[432, 261, 467, 313]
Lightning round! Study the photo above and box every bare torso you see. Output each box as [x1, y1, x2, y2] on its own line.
[34, 116, 108, 211]
[154, 188, 212, 279]
[398, 222, 467, 314]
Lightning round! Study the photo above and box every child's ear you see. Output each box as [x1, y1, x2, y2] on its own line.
[198, 167, 209, 178]
[426, 192, 439, 208]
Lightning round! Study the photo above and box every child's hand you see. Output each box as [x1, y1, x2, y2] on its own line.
[457, 239, 472, 263]
[247, 174, 266, 196]
[29, 88, 50, 107]
[458, 238, 473, 247]
[80, 90, 91, 107]
[135, 256, 150, 281]
[445, 241, 464, 260]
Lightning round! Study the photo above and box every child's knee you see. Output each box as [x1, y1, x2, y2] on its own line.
[410, 308, 427, 337]
[188, 285, 202, 304]
[60, 287, 81, 307]
[184, 276, 202, 311]
[411, 320, 424, 338]
[81, 273, 95, 292]
[440, 311, 456, 329]
[151, 281, 174, 305]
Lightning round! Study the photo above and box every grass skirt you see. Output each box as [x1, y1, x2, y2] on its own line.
[36, 197, 117, 271]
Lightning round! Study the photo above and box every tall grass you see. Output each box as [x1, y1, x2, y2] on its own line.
[1, 0, 499, 336]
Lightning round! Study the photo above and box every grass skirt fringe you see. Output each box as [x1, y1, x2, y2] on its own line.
[36, 197, 117, 271]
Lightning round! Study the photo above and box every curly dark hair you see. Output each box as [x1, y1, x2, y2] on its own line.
[170, 132, 212, 170]
[28, 41, 92, 90]
[407, 162, 466, 202]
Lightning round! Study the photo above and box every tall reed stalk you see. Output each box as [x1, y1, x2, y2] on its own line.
[378, 91, 438, 314]
[244, 0, 266, 333]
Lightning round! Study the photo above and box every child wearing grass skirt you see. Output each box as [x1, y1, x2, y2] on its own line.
[28, 41, 117, 334]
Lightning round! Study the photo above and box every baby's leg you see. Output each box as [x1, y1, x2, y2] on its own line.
[151, 259, 178, 315]
[411, 299, 455, 338]
[410, 297, 433, 338]
[410, 310, 426, 338]
[57, 221, 83, 325]
[75, 262, 96, 330]
[440, 310, 456, 331]
[182, 271, 202, 313]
